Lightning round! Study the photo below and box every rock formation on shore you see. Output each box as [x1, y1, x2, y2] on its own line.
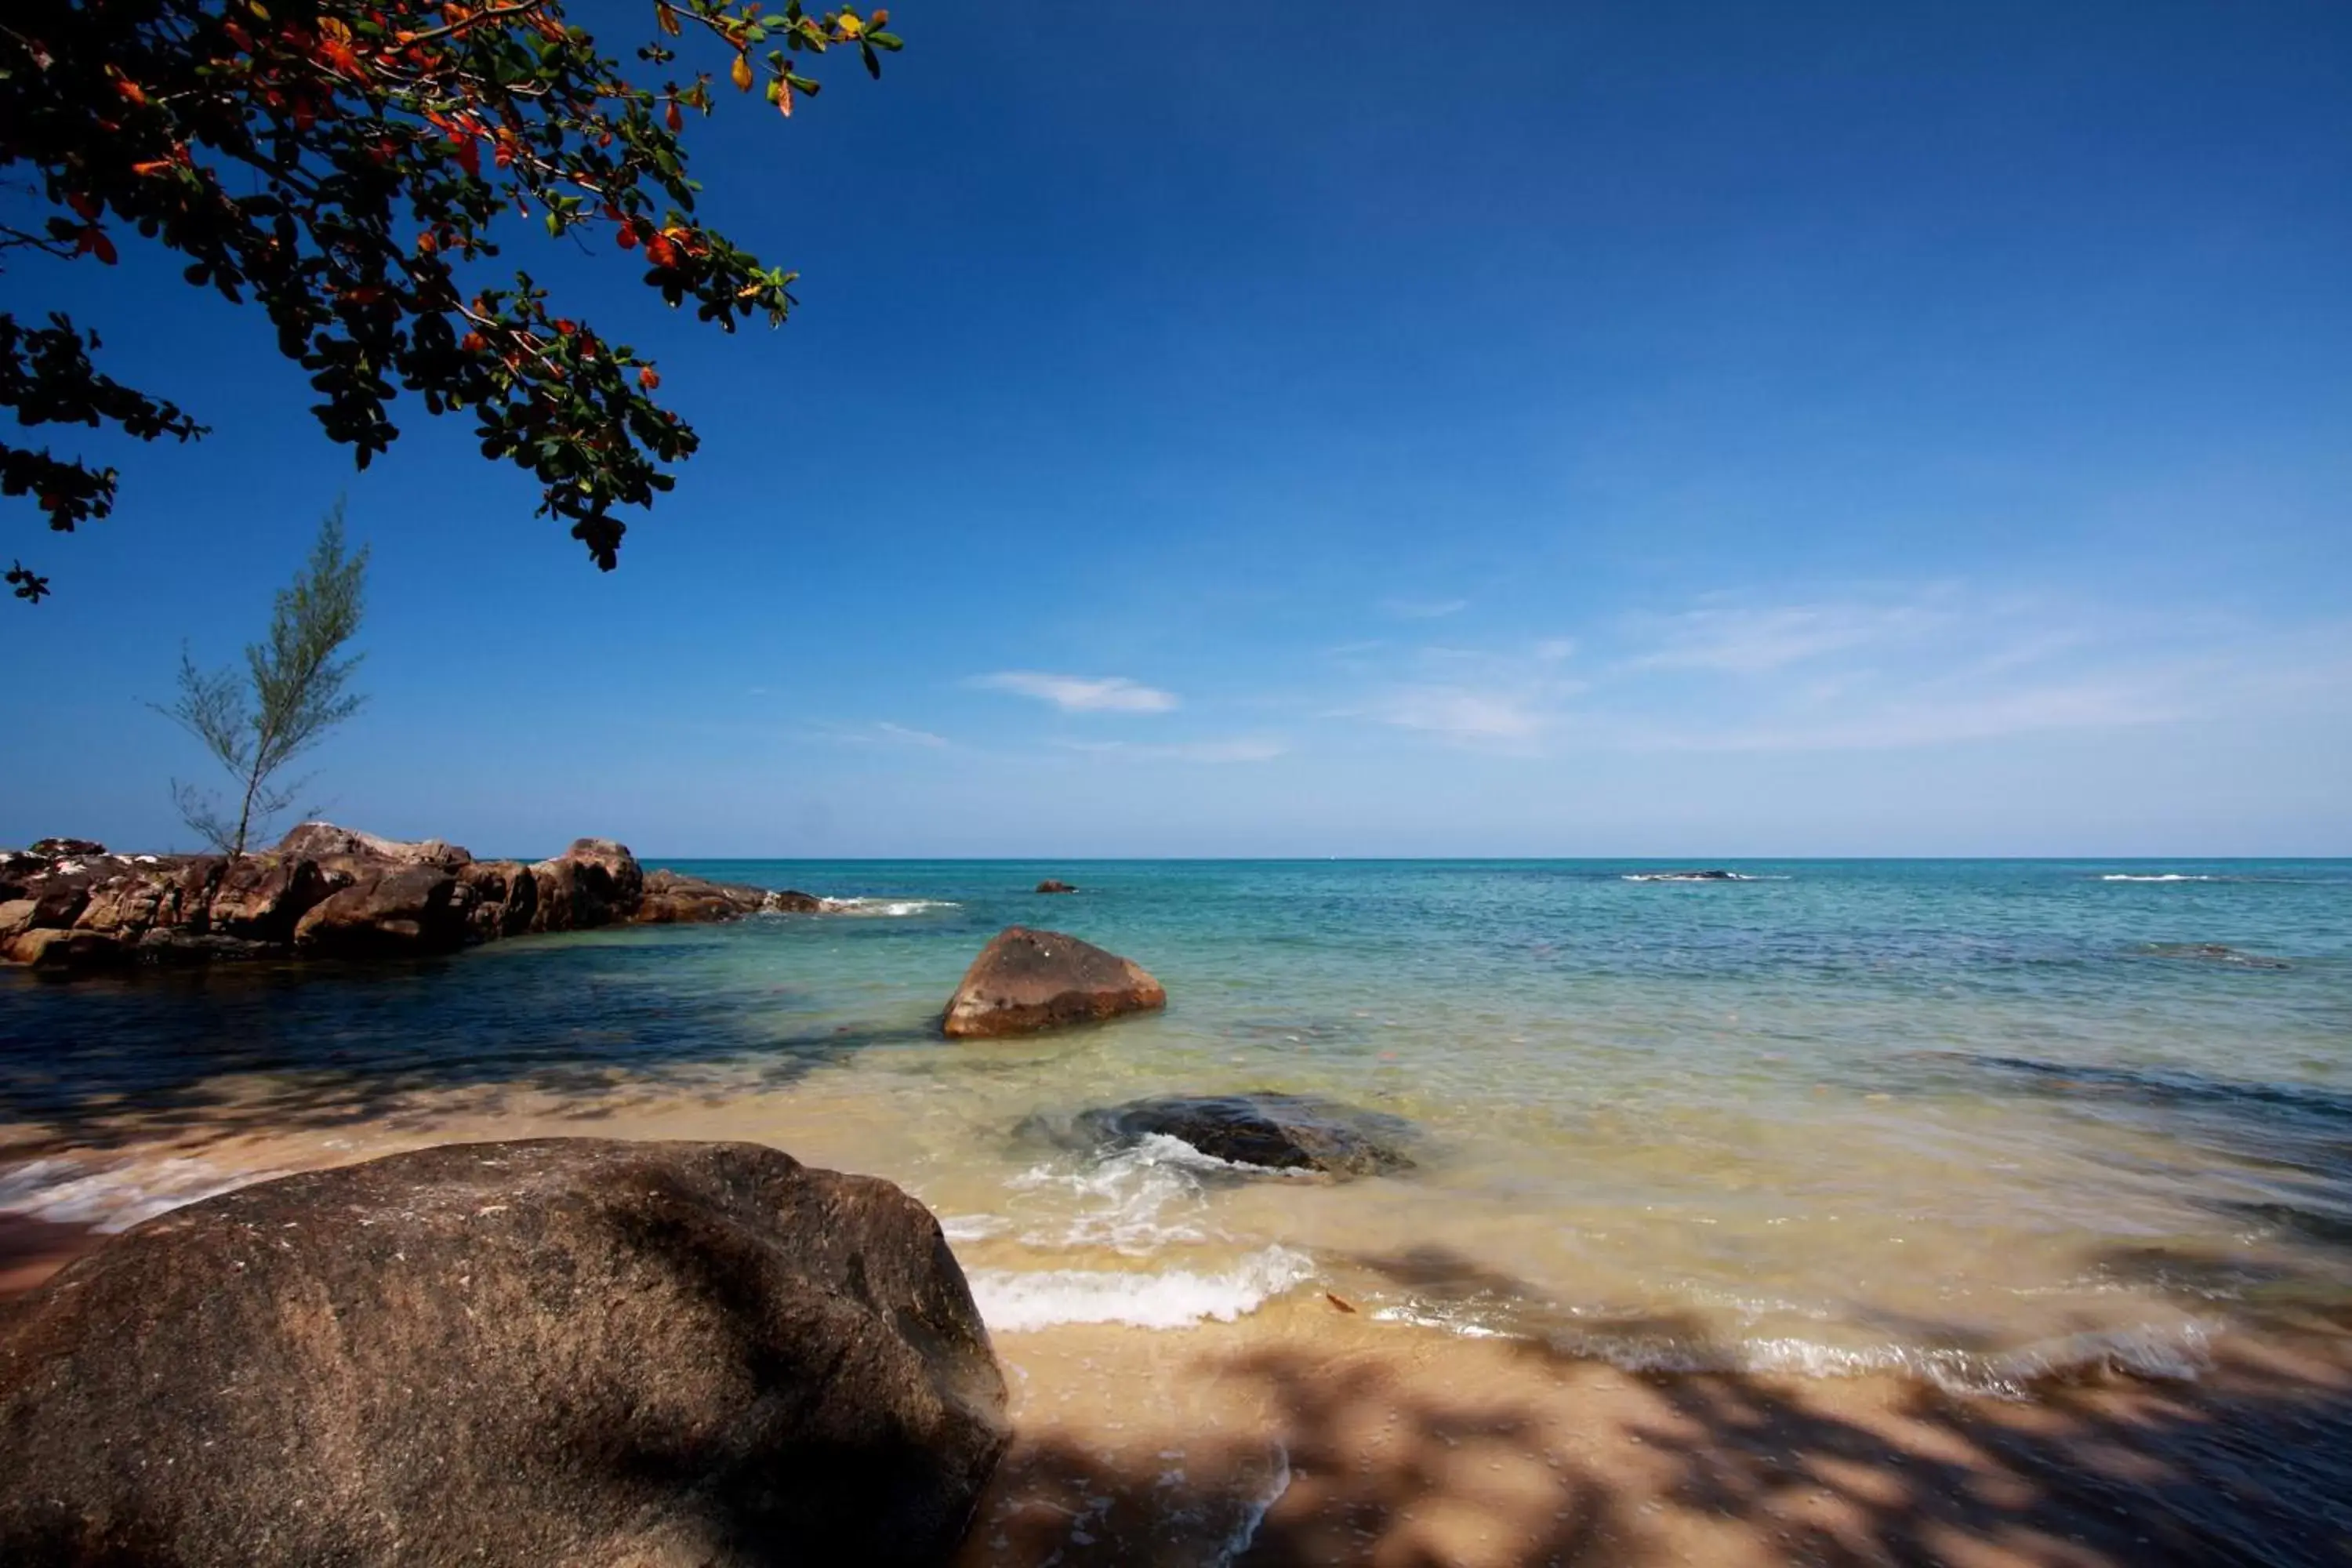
[942, 926, 1166, 1039]
[0, 824, 823, 972]
[0, 1138, 1010, 1567]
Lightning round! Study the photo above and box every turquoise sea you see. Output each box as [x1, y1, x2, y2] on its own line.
[4, 858, 2350, 1396]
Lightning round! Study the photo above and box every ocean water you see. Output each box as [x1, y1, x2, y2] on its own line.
[3, 858, 2350, 1396]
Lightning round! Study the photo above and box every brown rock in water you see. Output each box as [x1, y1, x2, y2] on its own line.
[1035, 880, 1077, 895]
[3, 928, 127, 970]
[0, 1138, 1011, 1568]
[292, 865, 474, 954]
[0, 899, 36, 945]
[458, 858, 539, 940]
[942, 927, 1167, 1039]
[634, 867, 771, 924]
[205, 855, 332, 942]
[529, 837, 645, 933]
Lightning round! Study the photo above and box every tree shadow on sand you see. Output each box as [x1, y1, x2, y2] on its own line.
[0, 939, 938, 1157]
[965, 1243, 2352, 1568]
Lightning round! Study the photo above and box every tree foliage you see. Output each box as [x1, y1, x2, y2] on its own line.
[155, 503, 368, 857]
[2, 0, 902, 602]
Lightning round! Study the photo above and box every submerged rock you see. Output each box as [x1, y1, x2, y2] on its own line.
[2143, 942, 2292, 970]
[1075, 1092, 1417, 1177]
[0, 1138, 1010, 1568]
[1034, 880, 1077, 895]
[1624, 869, 1748, 882]
[942, 927, 1166, 1039]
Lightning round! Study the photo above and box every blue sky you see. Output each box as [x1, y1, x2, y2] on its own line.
[5, 0, 2347, 856]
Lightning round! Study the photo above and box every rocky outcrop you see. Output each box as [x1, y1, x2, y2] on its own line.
[1034, 879, 1077, 895]
[1074, 1093, 1417, 1177]
[293, 864, 472, 954]
[0, 1138, 1010, 1567]
[0, 824, 839, 974]
[942, 927, 1166, 1039]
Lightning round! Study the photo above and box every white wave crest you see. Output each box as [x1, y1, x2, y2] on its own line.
[968, 1246, 1316, 1332]
[0, 1156, 284, 1233]
[938, 1213, 1011, 1243]
[2100, 873, 2215, 882]
[1375, 1301, 2216, 1398]
[814, 896, 960, 916]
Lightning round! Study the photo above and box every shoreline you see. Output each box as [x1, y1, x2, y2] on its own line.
[7, 1126, 2349, 1566]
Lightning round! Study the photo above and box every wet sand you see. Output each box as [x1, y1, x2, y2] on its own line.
[965, 1304, 2352, 1566]
[9, 1147, 2347, 1566]
[0, 1213, 98, 1300]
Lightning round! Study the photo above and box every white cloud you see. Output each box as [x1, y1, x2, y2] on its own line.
[1381, 597, 1470, 620]
[1368, 684, 1551, 742]
[874, 721, 950, 748]
[1534, 637, 1577, 662]
[972, 671, 1179, 713]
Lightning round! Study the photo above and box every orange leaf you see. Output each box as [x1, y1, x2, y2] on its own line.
[637, 365, 660, 390]
[664, 99, 682, 132]
[730, 52, 753, 92]
[656, 2, 681, 35]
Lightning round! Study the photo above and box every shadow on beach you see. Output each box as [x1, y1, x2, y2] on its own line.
[966, 1243, 2352, 1568]
[0, 940, 931, 1157]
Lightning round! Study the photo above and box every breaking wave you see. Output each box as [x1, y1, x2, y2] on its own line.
[967, 1246, 1316, 1332]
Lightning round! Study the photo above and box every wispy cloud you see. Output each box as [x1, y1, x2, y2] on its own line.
[808, 720, 955, 749]
[1368, 684, 1550, 742]
[1381, 597, 1470, 620]
[1060, 735, 1289, 763]
[971, 671, 1179, 713]
[1623, 597, 1958, 674]
[1326, 585, 2352, 758]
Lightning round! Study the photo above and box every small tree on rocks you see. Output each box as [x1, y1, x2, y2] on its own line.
[157, 503, 368, 857]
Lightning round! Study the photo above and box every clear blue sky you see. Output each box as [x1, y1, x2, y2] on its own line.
[5, 1, 2347, 857]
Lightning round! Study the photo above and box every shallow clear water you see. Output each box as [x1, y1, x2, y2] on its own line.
[4, 859, 2349, 1392]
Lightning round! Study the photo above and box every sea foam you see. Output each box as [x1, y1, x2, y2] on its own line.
[0, 1156, 282, 1232]
[968, 1246, 1315, 1332]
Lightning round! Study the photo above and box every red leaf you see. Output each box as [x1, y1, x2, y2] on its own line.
[637, 365, 660, 390]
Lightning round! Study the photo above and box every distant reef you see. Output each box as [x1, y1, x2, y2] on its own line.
[0, 822, 822, 973]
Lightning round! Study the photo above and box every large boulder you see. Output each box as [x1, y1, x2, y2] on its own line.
[0, 1138, 1010, 1568]
[276, 821, 470, 869]
[205, 855, 332, 942]
[1074, 1093, 1417, 1177]
[292, 865, 474, 955]
[2, 927, 127, 971]
[458, 859, 539, 941]
[633, 867, 771, 925]
[528, 837, 645, 934]
[941, 926, 1166, 1039]
[25, 837, 105, 858]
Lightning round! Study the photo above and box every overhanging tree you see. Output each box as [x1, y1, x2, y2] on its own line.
[1, 0, 902, 602]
